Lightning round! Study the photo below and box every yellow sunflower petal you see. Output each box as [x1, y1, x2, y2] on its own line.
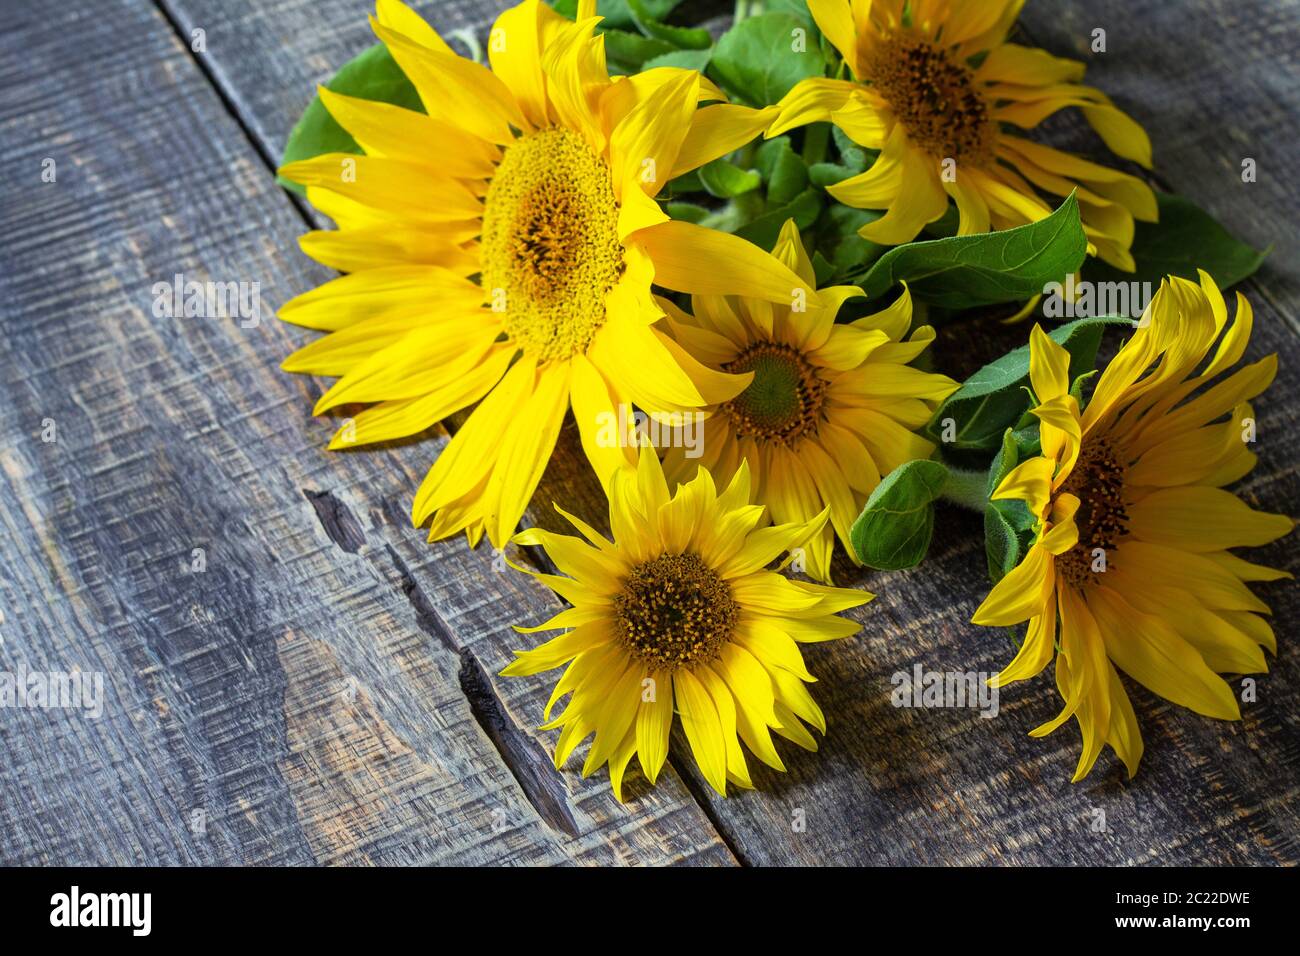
[675, 669, 728, 795]
[1127, 486, 1293, 553]
[372, 17, 525, 144]
[1091, 587, 1240, 720]
[971, 543, 1053, 626]
[635, 671, 674, 784]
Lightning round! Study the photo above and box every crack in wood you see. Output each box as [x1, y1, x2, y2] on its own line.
[303, 488, 366, 554]
[151, 0, 747, 858]
[457, 653, 582, 839]
[381, 542, 582, 839]
[664, 752, 753, 866]
[153, 0, 318, 227]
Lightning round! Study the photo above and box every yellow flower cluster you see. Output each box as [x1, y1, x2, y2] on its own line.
[276, 0, 1289, 797]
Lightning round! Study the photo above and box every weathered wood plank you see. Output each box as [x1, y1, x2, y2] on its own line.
[134, 0, 1300, 864]
[4, 0, 1297, 866]
[0, 0, 733, 865]
[682, 0, 1300, 865]
[1018, 0, 1300, 328]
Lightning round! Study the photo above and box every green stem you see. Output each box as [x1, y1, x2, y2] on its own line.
[939, 467, 989, 513]
[448, 27, 483, 64]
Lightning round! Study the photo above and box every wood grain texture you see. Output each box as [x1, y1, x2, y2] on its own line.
[0, 0, 1296, 865]
[0, 0, 733, 866]
[1018, 0, 1300, 327]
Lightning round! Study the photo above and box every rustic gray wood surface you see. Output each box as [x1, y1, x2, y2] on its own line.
[0, 0, 1295, 865]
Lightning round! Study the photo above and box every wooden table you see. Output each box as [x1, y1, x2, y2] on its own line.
[1, 0, 1296, 866]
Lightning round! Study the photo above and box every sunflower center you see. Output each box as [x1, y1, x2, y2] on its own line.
[614, 553, 739, 671]
[721, 342, 828, 447]
[865, 34, 995, 163]
[1056, 438, 1130, 587]
[481, 127, 625, 360]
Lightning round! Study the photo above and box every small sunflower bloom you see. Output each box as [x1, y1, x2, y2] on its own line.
[659, 220, 958, 583]
[972, 273, 1293, 780]
[502, 448, 872, 799]
[769, 0, 1157, 270]
[278, 0, 806, 549]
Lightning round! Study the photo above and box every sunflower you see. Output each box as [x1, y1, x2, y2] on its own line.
[768, 0, 1157, 270]
[277, 0, 810, 549]
[501, 447, 872, 798]
[656, 220, 957, 583]
[972, 273, 1293, 780]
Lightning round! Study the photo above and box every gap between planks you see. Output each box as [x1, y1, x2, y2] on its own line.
[148, 0, 748, 860]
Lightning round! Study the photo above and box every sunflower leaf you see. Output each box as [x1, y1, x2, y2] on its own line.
[1082, 192, 1267, 292]
[278, 43, 423, 196]
[830, 126, 871, 172]
[709, 12, 825, 107]
[763, 0, 816, 29]
[808, 161, 858, 188]
[850, 459, 949, 571]
[924, 314, 1133, 453]
[627, 0, 711, 49]
[818, 204, 887, 280]
[698, 158, 762, 198]
[665, 201, 711, 223]
[754, 137, 809, 205]
[549, 1, 681, 29]
[643, 48, 712, 71]
[600, 26, 675, 71]
[854, 192, 1088, 309]
[986, 427, 1022, 496]
[984, 503, 1025, 582]
[812, 250, 836, 286]
[733, 186, 822, 248]
[984, 430, 1035, 582]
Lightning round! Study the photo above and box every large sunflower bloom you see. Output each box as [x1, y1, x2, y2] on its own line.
[972, 273, 1293, 780]
[658, 220, 957, 583]
[277, 0, 808, 548]
[769, 0, 1157, 270]
[502, 447, 872, 798]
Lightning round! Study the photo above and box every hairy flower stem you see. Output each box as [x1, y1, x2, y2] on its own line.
[939, 467, 989, 513]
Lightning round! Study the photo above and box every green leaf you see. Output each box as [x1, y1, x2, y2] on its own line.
[856, 192, 1089, 309]
[986, 427, 1021, 495]
[643, 48, 712, 72]
[984, 504, 1024, 583]
[551, 1, 680, 29]
[279, 43, 423, 196]
[763, 0, 815, 28]
[733, 187, 822, 248]
[698, 158, 762, 198]
[1069, 369, 1097, 410]
[830, 125, 871, 172]
[666, 168, 705, 194]
[755, 137, 809, 205]
[627, 0, 711, 49]
[1082, 192, 1267, 292]
[709, 12, 824, 107]
[983, 429, 1034, 582]
[637, 0, 682, 17]
[820, 203, 887, 277]
[666, 201, 711, 223]
[921, 204, 959, 240]
[600, 27, 675, 71]
[812, 250, 836, 286]
[808, 161, 858, 188]
[850, 459, 950, 571]
[925, 315, 1133, 452]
